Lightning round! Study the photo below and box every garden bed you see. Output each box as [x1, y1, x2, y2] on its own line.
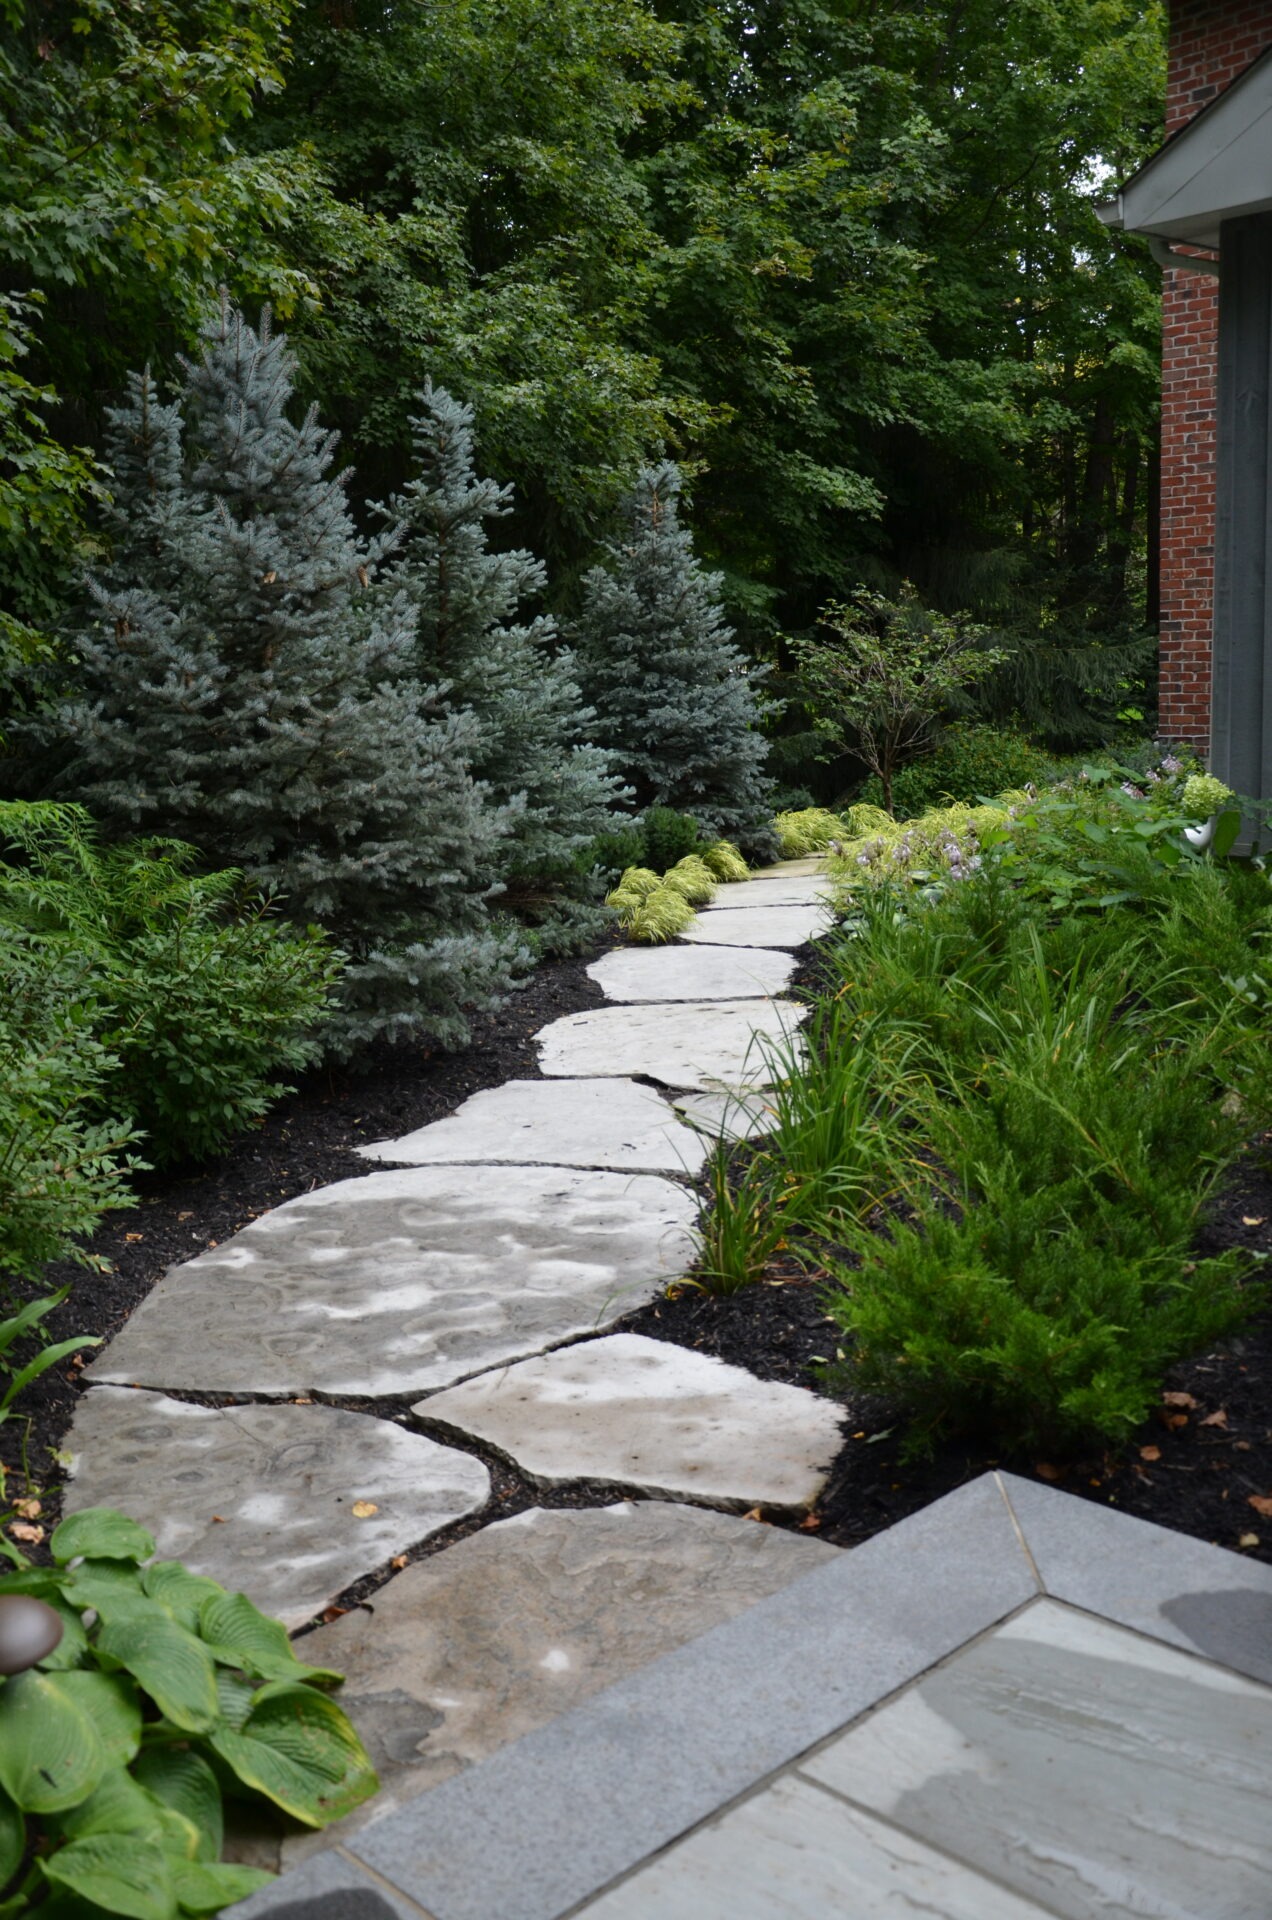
[7, 929, 1272, 1587]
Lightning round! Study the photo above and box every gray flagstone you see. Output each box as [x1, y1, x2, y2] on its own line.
[680, 902, 833, 948]
[535, 998, 805, 1090]
[586, 944, 796, 1003]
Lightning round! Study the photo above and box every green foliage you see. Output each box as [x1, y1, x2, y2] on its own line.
[0, 1509, 377, 1916]
[0, 803, 341, 1167]
[796, 589, 1008, 815]
[773, 810, 851, 858]
[605, 868, 697, 943]
[693, 1143, 791, 1297]
[661, 857, 717, 908]
[862, 724, 1050, 819]
[700, 841, 750, 883]
[0, 1293, 98, 1426]
[640, 807, 703, 875]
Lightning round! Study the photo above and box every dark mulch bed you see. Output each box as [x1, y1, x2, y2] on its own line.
[6, 927, 1272, 1593]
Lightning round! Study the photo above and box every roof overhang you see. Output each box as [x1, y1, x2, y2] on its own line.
[1099, 46, 1272, 249]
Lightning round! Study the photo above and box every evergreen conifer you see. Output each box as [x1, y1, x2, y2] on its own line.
[53, 304, 519, 1052]
[572, 464, 775, 854]
[384, 383, 625, 946]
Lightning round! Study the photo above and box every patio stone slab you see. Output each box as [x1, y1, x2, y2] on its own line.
[806, 1598, 1272, 1920]
[63, 1387, 489, 1630]
[414, 1334, 844, 1513]
[579, 1773, 1054, 1919]
[535, 999, 805, 1090]
[755, 857, 828, 877]
[354, 1078, 707, 1175]
[678, 903, 831, 948]
[87, 1167, 698, 1398]
[704, 876, 833, 910]
[673, 1090, 778, 1141]
[285, 1504, 833, 1858]
[586, 945, 795, 1004]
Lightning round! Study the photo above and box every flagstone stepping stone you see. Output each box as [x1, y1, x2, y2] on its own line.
[587, 945, 796, 1004]
[706, 876, 834, 909]
[680, 903, 833, 949]
[536, 999, 805, 1091]
[87, 1167, 698, 1398]
[283, 1503, 835, 1857]
[673, 1089, 779, 1142]
[356, 1078, 706, 1174]
[758, 857, 829, 876]
[414, 1333, 844, 1513]
[63, 1387, 490, 1630]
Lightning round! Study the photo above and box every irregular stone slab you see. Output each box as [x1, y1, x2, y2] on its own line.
[64, 1388, 489, 1630]
[415, 1334, 844, 1513]
[355, 1078, 706, 1175]
[87, 1167, 698, 1397]
[673, 1090, 779, 1142]
[756, 857, 828, 877]
[807, 1599, 1272, 1920]
[285, 1504, 833, 1858]
[536, 999, 805, 1091]
[680, 903, 832, 949]
[587, 945, 796, 1004]
[705, 876, 833, 910]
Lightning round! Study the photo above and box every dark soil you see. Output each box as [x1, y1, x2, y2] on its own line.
[6, 927, 1272, 1601]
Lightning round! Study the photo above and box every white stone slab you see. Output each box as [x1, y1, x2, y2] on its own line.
[680, 904, 831, 948]
[64, 1388, 489, 1630]
[580, 1773, 1054, 1919]
[286, 1504, 833, 1856]
[673, 1090, 779, 1142]
[415, 1333, 844, 1513]
[87, 1167, 698, 1397]
[587, 946, 796, 1004]
[535, 999, 805, 1091]
[706, 877, 833, 909]
[807, 1599, 1272, 1920]
[756, 858, 828, 877]
[355, 1078, 706, 1175]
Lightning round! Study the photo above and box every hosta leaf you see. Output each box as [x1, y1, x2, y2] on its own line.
[214, 1668, 255, 1730]
[171, 1861, 275, 1914]
[62, 1559, 156, 1624]
[132, 1751, 222, 1864]
[96, 1615, 218, 1733]
[151, 1806, 203, 1864]
[41, 1832, 177, 1920]
[0, 1783, 23, 1886]
[55, 1768, 163, 1842]
[142, 1563, 225, 1634]
[0, 1669, 106, 1813]
[50, 1672, 141, 1767]
[209, 1683, 377, 1827]
[37, 1600, 90, 1670]
[51, 1511, 155, 1566]
[198, 1592, 341, 1686]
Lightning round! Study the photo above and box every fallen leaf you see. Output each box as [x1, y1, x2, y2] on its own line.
[798, 1513, 822, 1531]
[391, 1554, 408, 1569]
[1034, 1463, 1063, 1481]
[1200, 1409, 1229, 1429]
[351, 1500, 379, 1519]
[292, 1397, 313, 1405]
[13, 1498, 41, 1519]
[1236, 1440, 1253, 1451]
[123, 1232, 144, 1243]
[177, 1211, 194, 1221]
[743, 1507, 765, 1521]
[10, 1523, 43, 1544]
[1242, 1216, 1266, 1227]
[1139, 1445, 1162, 1463]
[1240, 1533, 1261, 1548]
[1247, 1495, 1272, 1518]
[210, 1514, 226, 1524]
[1161, 1412, 1189, 1431]
[321, 1606, 350, 1623]
[1162, 1391, 1197, 1409]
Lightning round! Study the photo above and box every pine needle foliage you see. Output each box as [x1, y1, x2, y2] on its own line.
[573, 464, 775, 855]
[48, 304, 519, 1053]
[382, 382, 627, 949]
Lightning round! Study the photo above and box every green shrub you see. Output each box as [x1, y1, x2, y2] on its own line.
[586, 824, 648, 887]
[0, 804, 343, 1166]
[860, 723, 1049, 818]
[774, 808, 851, 857]
[0, 937, 144, 1292]
[0, 1507, 377, 1917]
[640, 806, 702, 873]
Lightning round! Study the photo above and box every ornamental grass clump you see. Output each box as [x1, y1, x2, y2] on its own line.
[621, 884, 697, 943]
[662, 855, 718, 906]
[701, 840, 749, 882]
[774, 808, 850, 857]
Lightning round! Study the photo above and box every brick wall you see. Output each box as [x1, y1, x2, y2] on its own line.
[1159, 1, 1272, 747]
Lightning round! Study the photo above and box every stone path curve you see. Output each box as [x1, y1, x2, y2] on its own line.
[66, 857, 847, 1861]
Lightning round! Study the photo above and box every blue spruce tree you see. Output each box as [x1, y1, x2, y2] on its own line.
[572, 464, 775, 855]
[54, 304, 520, 1053]
[383, 382, 626, 948]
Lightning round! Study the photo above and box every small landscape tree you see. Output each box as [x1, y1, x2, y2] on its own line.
[795, 587, 1007, 814]
[47, 303, 520, 1052]
[383, 382, 627, 947]
[572, 463, 775, 854]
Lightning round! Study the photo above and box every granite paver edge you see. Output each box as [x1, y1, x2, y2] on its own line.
[231, 1470, 1272, 1919]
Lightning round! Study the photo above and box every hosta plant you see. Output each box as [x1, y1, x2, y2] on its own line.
[0, 1508, 378, 1918]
